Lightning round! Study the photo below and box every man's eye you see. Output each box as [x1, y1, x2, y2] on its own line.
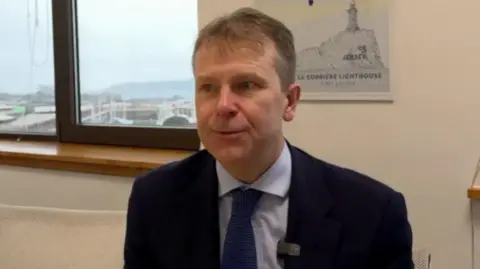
[237, 81, 256, 90]
[198, 84, 215, 92]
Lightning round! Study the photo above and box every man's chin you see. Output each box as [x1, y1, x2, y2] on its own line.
[211, 146, 249, 163]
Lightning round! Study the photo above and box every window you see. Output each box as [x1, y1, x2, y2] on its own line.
[0, 0, 56, 134]
[0, 0, 200, 150]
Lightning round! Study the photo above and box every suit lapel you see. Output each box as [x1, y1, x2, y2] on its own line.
[186, 153, 220, 269]
[284, 145, 342, 269]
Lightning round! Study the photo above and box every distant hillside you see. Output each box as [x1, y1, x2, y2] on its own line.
[0, 84, 54, 98]
[0, 84, 55, 104]
[102, 80, 195, 100]
[0, 80, 196, 103]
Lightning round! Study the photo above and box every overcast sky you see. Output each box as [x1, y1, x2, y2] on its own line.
[0, 0, 198, 94]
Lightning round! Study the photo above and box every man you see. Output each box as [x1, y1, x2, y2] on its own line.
[124, 7, 413, 269]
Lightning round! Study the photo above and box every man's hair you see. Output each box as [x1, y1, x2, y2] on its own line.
[192, 7, 296, 89]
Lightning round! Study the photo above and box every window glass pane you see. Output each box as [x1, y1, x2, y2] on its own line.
[76, 0, 198, 129]
[0, 0, 56, 134]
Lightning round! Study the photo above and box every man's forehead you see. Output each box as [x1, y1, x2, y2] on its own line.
[194, 39, 277, 66]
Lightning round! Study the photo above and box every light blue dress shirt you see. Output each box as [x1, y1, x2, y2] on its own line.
[217, 142, 291, 269]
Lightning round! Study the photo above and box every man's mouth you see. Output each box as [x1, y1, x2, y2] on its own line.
[215, 130, 245, 137]
[219, 131, 241, 134]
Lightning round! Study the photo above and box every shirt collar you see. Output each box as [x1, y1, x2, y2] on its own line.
[216, 141, 291, 198]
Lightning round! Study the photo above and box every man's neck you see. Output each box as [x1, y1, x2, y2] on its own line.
[221, 139, 286, 184]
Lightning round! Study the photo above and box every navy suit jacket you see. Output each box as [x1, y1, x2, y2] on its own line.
[124, 144, 414, 269]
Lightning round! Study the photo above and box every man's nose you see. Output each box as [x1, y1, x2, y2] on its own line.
[216, 87, 238, 118]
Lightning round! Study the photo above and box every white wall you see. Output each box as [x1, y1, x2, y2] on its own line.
[0, 165, 132, 210]
[1, 0, 480, 268]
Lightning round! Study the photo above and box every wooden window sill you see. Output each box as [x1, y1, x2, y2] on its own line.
[468, 186, 480, 200]
[0, 139, 195, 177]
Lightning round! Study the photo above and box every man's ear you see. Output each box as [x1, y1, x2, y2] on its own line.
[283, 83, 301, 122]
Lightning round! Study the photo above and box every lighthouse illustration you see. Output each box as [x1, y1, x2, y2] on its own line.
[295, 0, 386, 70]
[346, 0, 360, 32]
[254, 0, 390, 98]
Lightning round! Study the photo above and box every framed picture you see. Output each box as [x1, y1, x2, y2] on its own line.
[254, 0, 392, 101]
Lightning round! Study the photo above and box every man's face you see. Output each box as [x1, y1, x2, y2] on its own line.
[194, 41, 300, 164]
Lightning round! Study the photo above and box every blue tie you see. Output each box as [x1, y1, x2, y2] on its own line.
[221, 188, 263, 269]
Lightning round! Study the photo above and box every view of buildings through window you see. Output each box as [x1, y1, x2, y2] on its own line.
[0, 0, 198, 134]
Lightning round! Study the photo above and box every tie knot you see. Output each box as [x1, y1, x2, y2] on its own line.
[230, 188, 263, 218]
